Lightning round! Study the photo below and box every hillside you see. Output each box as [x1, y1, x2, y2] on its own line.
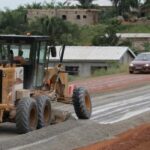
[79, 23, 150, 45]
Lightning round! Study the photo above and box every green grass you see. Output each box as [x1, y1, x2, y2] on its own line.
[78, 24, 107, 45]
[119, 24, 150, 33]
[77, 23, 150, 45]
[92, 64, 129, 77]
[68, 75, 85, 82]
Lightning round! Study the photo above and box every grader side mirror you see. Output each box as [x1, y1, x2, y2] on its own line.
[50, 46, 56, 57]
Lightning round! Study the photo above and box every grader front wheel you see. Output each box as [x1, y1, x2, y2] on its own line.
[16, 97, 38, 134]
[72, 87, 92, 119]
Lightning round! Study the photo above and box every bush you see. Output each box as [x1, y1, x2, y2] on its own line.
[147, 14, 150, 20]
[92, 64, 129, 76]
[123, 12, 130, 21]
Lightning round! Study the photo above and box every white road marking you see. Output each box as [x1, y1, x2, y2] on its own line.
[99, 107, 150, 124]
[70, 91, 150, 124]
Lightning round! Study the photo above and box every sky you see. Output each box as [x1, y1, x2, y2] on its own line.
[0, 0, 112, 10]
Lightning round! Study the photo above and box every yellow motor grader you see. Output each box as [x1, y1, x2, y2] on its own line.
[0, 35, 92, 134]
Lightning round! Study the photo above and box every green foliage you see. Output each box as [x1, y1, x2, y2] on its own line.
[0, 8, 27, 34]
[92, 64, 129, 76]
[92, 20, 121, 46]
[120, 24, 150, 33]
[111, 0, 140, 15]
[78, 24, 106, 45]
[144, 42, 150, 51]
[143, 0, 150, 8]
[68, 64, 129, 81]
[100, 8, 117, 24]
[0, 1, 149, 46]
[77, 0, 95, 8]
[25, 2, 43, 9]
[118, 39, 132, 47]
[28, 16, 80, 45]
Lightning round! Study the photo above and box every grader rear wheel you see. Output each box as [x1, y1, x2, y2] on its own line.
[16, 97, 38, 134]
[36, 95, 52, 129]
[72, 87, 92, 119]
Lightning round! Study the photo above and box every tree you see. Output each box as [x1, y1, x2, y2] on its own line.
[111, 0, 119, 10]
[43, 0, 55, 9]
[144, 42, 150, 52]
[77, 0, 95, 8]
[142, 0, 150, 9]
[25, 2, 43, 9]
[28, 17, 80, 45]
[110, 0, 139, 15]
[92, 20, 120, 46]
[0, 8, 27, 34]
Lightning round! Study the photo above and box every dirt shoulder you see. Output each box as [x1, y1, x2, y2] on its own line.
[70, 74, 150, 95]
[76, 123, 150, 150]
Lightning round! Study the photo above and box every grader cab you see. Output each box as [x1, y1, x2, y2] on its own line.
[0, 35, 92, 134]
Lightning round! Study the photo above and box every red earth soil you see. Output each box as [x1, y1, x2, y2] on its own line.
[72, 74, 150, 150]
[71, 74, 150, 94]
[75, 123, 150, 150]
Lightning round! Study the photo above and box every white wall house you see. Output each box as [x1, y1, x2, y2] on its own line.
[49, 46, 136, 77]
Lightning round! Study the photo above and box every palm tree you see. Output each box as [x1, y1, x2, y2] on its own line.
[143, 0, 150, 8]
[43, 1, 55, 9]
[28, 17, 79, 45]
[0, 9, 27, 34]
[25, 2, 43, 9]
[77, 0, 94, 8]
[110, 0, 119, 8]
[110, 0, 139, 15]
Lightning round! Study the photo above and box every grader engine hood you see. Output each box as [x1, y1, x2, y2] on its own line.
[0, 67, 23, 106]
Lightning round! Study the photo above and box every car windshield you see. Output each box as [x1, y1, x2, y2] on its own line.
[135, 53, 150, 61]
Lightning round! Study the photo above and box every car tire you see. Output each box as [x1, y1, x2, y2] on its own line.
[129, 70, 134, 74]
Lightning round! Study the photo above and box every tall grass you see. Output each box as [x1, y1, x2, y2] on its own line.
[69, 64, 129, 82]
[93, 64, 129, 76]
[77, 23, 150, 45]
[119, 24, 150, 33]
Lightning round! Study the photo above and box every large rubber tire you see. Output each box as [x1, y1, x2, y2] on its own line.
[72, 87, 92, 119]
[35, 95, 52, 129]
[16, 97, 38, 134]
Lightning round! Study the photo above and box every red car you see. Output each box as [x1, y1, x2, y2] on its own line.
[129, 52, 150, 74]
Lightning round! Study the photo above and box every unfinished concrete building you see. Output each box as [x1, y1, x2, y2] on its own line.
[27, 9, 100, 26]
[117, 33, 150, 51]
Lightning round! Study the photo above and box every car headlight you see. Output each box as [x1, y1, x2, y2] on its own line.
[145, 64, 149, 67]
[129, 63, 134, 67]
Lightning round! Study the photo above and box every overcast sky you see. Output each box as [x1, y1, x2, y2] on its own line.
[0, 0, 112, 10]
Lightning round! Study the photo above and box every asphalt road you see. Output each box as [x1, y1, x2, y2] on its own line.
[0, 84, 150, 149]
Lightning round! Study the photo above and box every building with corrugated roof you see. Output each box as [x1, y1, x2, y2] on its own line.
[117, 33, 150, 51]
[49, 46, 135, 76]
